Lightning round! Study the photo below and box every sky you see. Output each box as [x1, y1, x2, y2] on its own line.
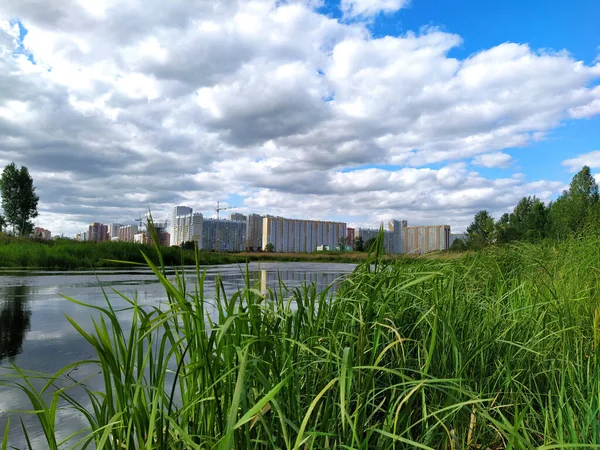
[0, 0, 599, 235]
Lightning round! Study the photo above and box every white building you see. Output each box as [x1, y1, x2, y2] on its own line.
[118, 224, 139, 242]
[262, 216, 346, 253]
[171, 206, 193, 246]
[172, 212, 203, 247]
[356, 219, 406, 254]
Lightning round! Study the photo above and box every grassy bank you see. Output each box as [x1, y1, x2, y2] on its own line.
[2, 234, 600, 448]
[0, 235, 376, 269]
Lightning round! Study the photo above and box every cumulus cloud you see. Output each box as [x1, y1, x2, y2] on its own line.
[0, 0, 597, 235]
[341, 0, 409, 18]
[472, 152, 513, 168]
[562, 150, 600, 172]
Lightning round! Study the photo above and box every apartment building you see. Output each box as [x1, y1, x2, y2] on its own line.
[202, 218, 246, 251]
[402, 225, 451, 255]
[33, 227, 51, 240]
[172, 212, 203, 247]
[118, 224, 138, 242]
[229, 213, 247, 222]
[171, 206, 193, 246]
[88, 222, 109, 242]
[109, 223, 121, 240]
[262, 216, 346, 253]
[246, 213, 264, 251]
[356, 219, 406, 254]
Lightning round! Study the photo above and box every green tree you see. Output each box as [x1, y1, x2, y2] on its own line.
[181, 240, 197, 251]
[353, 236, 364, 252]
[449, 238, 467, 251]
[364, 237, 377, 253]
[0, 215, 5, 234]
[337, 236, 347, 251]
[466, 210, 495, 249]
[0, 163, 39, 236]
[549, 166, 600, 236]
[264, 243, 275, 252]
[496, 196, 549, 243]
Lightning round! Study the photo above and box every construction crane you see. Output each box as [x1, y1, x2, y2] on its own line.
[214, 201, 237, 251]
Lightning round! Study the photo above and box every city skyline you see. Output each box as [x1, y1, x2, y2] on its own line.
[0, 1, 598, 237]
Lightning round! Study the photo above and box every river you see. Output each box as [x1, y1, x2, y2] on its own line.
[0, 261, 356, 449]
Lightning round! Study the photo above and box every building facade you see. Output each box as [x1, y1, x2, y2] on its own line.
[88, 222, 109, 242]
[246, 213, 264, 251]
[402, 225, 451, 255]
[229, 213, 247, 222]
[118, 224, 139, 242]
[355, 219, 406, 254]
[109, 223, 122, 240]
[262, 216, 346, 253]
[202, 219, 246, 251]
[171, 206, 193, 246]
[172, 212, 203, 247]
[33, 227, 51, 240]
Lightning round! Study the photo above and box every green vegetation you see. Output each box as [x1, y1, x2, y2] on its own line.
[464, 165, 600, 250]
[3, 232, 600, 448]
[0, 163, 39, 237]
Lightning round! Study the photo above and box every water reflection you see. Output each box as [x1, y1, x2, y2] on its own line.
[260, 269, 345, 296]
[0, 284, 31, 362]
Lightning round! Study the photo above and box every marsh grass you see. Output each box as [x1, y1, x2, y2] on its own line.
[2, 228, 600, 449]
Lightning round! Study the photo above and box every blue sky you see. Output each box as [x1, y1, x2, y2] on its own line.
[0, 0, 599, 234]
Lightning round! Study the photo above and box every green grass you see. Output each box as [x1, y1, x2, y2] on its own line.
[0, 234, 374, 269]
[2, 233, 600, 448]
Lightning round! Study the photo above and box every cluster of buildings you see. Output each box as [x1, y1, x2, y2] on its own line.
[66, 205, 454, 255]
[171, 206, 452, 255]
[32, 227, 51, 240]
[75, 219, 170, 246]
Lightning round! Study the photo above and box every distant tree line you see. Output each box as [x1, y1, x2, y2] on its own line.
[454, 166, 600, 250]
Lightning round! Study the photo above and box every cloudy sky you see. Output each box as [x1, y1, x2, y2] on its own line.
[0, 0, 599, 235]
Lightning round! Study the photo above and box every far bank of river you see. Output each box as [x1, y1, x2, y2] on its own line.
[0, 261, 356, 449]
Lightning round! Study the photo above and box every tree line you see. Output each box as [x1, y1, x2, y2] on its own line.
[456, 165, 599, 250]
[0, 163, 39, 236]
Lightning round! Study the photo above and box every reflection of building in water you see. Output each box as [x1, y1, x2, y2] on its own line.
[259, 270, 346, 297]
[0, 285, 31, 362]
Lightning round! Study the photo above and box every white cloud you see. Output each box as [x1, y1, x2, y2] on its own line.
[562, 150, 600, 172]
[0, 0, 597, 235]
[341, 0, 409, 18]
[472, 152, 512, 168]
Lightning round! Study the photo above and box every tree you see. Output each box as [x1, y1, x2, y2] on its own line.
[265, 243, 275, 252]
[337, 236, 347, 251]
[353, 236, 364, 252]
[181, 240, 197, 251]
[549, 166, 600, 236]
[449, 238, 467, 251]
[364, 237, 377, 253]
[0, 163, 39, 236]
[496, 196, 549, 243]
[466, 210, 495, 249]
[0, 215, 5, 234]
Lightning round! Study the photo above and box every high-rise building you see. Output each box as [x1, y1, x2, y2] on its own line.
[109, 223, 122, 240]
[201, 219, 246, 251]
[402, 225, 451, 255]
[356, 219, 406, 254]
[88, 222, 109, 242]
[171, 206, 193, 246]
[229, 213, 247, 222]
[172, 212, 203, 247]
[346, 228, 355, 247]
[118, 224, 138, 242]
[246, 213, 264, 251]
[262, 216, 346, 253]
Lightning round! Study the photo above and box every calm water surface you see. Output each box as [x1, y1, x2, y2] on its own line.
[0, 261, 356, 448]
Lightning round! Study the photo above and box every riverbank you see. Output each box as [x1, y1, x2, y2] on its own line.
[3, 234, 599, 448]
[0, 235, 452, 269]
